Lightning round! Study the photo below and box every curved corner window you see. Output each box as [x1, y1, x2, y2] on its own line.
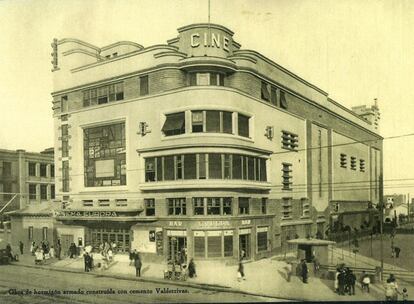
[237, 114, 250, 138]
[189, 72, 225, 86]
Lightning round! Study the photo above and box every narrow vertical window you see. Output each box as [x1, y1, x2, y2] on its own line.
[140, 75, 149, 96]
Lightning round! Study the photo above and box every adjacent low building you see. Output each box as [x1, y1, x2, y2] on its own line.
[24, 23, 384, 262]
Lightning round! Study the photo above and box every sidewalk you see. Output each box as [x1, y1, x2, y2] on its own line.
[13, 252, 379, 302]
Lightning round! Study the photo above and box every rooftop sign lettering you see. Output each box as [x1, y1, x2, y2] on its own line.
[191, 32, 230, 52]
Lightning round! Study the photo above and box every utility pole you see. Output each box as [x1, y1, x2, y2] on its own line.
[408, 193, 410, 223]
[379, 173, 384, 281]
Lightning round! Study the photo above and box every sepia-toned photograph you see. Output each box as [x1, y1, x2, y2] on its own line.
[0, 0, 413, 302]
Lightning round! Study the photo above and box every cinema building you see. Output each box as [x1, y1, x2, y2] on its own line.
[48, 23, 382, 262]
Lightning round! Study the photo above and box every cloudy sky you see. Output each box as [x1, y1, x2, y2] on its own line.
[0, 0, 413, 195]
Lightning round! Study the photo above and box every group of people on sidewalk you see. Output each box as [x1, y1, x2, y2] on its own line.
[384, 274, 408, 301]
[334, 265, 357, 295]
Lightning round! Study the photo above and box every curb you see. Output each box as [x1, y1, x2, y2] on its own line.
[9, 262, 301, 302]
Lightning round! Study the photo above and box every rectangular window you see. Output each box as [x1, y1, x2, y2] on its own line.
[207, 197, 221, 215]
[237, 114, 250, 137]
[40, 184, 47, 200]
[360, 159, 365, 172]
[3, 162, 12, 176]
[162, 112, 185, 136]
[281, 131, 298, 151]
[40, 164, 48, 177]
[62, 139, 69, 158]
[145, 199, 155, 216]
[164, 156, 175, 180]
[350, 156, 357, 170]
[208, 153, 222, 179]
[301, 198, 310, 217]
[193, 197, 205, 215]
[61, 124, 68, 137]
[194, 235, 205, 258]
[191, 111, 204, 133]
[223, 154, 232, 179]
[270, 86, 277, 106]
[61, 96, 68, 112]
[259, 158, 267, 181]
[232, 154, 242, 179]
[340, 154, 347, 168]
[83, 200, 93, 207]
[261, 82, 270, 101]
[145, 158, 156, 182]
[223, 197, 232, 215]
[257, 230, 268, 252]
[176, 155, 183, 180]
[83, 123, 126, 187]
[156, 157, 163, 181]
[261, 198, 267, 214]
[98, 199, 110, 207]
[197, 73, 210, 85]
[167, 198, 186, 215]
[28, 162, 36, 176]
[282, 198, 292, 219]
[140, 75, 149, 96]
[198, 154, 207, 179]
[224, 234, 233, 257]
[207, 233, 222, 258]
[83, 91, 90, 107]
[42, 227, 48, 241]
[238, 197, 249, 215]
[29, 184, 37, 200]
[50, 185, 55, 199]
[280, 90, 288, 109]
[50, 165, 55, 178]
[206, 110, 221, 133]
[184, 154, 197, 179]
[28, 226, 33, 241]
[97, 87, 108, 104]
[62, 160, 69, 192]
[248, 156, 255, 180]
[282, 163, 292, 190]
[115, 199, 128, 207]
[222, 111, 232, 134]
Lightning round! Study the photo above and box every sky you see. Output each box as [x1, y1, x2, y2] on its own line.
[0, 0, 413, 196]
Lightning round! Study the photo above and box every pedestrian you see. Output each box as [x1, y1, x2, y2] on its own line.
[108, 248, 113, 262]
[188, 258, 197, 278]
[301, 259, 308, 284]
[384, 278, 399, 301]
[134, 256, 142, 277]
[361, 272, 371, 293]
[49, 246, 55, 258]
[84, 252, 90, 272]
[347, 269, 356, 295]
[394, 246, 401, 258]
[338, 269, 346, 295]
[335, 268, 340, 293]
[30, 241, 36, 256]
[56, 240, 61, 260]
[402, 288, 408, 301]
[69, 242, 77, 258]
[19, 241, 24, 255]
[34, 247, 43, 265]
[313, 256, 320, 275]
[286, 262, 293, 282]
[237, 261, 245, 281]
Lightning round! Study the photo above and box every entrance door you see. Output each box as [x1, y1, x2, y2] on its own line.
[168, 236, 187, 263]
[61, 234, 74, 256]
[239, 234, 251, 259]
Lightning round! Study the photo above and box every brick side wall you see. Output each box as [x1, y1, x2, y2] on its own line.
[226, 71, 261, 99]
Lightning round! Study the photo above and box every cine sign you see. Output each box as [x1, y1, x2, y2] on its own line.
[190, 32, 230, 52]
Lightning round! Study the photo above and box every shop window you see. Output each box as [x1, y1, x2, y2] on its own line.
[50, 164, 55, 178]
[83, 200, 93, 207]
[237, 114, 250, 138]
[194, 234, 205, 258]
[162, 112, 185, 136]
[3, 161, 12, 176]
[83, 122, 126, 187]
[223, 198, 232, 215]
[340, 154, 347, 168]
[206, 111, 221, 133]
[207, 232, 222, 258]
[40, 184, 48, 200]
[198, 154, 207, 179]
[224, 233, 233, 257]
[193, 197, 205, 215]
[40, 164, 48, 177]
[232, 154, 242, 179]
[167, 198, 186, 215]
[184, 154, 197, 179]
[28, 162, 36, 176]
[238, 197, 249, 215]
[281, 131, 298, 151]
[261, 82, 270, 101]
[98, 199, 110, 207]
[145, 199, 155, 216]
[50, 185, 55, 199]
[280, 90, 288, 109]
[42, 227, 48, 241]
[29, 184, 36, 200]
[261, 198, 267, 214]
[282, 163, 292, 190]
[192, 111, 203, 133]
[164, 156, 175, 181]
[62, 160, 69, 192]
[207, 198, 221, 215]
[257, 229, 268, 252]
[116, 199, 128, 207]
[350, 156, 357, 170]
[360, 159, 365, 172]
[140, 75, 149, 96]
[28, 226, 33, 240]
[208, 153, 222, 179]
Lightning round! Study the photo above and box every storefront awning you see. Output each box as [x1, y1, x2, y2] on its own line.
[162, 113, 185, 133]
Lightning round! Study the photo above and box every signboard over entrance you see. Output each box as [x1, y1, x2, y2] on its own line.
[55, 210, 140, 218]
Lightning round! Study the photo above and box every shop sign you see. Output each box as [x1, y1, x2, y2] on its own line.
[241, 219, 251, 225]
[56, 211, 119, 217]
[198, 220, 230, 228]
[168, 221, 183, 227]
